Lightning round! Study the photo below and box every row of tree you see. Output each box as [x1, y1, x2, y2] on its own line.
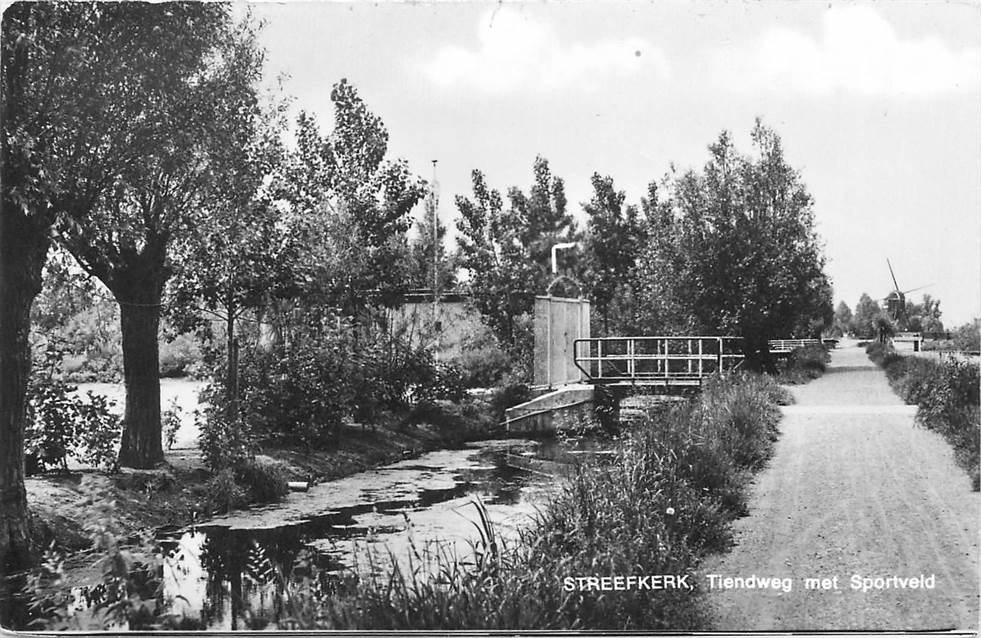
[455, 123, 834, 371]
[833, 293, 945, 338]
[0, 1, 834, 586]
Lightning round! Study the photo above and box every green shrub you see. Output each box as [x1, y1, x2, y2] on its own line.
[775, 344, 829, 385]
[232, 321, 465, 447]
[162, 398, 182, 450]
[204, 469, 250, 514]
[158, 332, 200, 378]
[448, 325, 512, 388]
[237, 331, 355, 446]
[865, 341, 888, 365]
[869, 348, 980, 490]
[26, 346, 122, 473]
[488, 382, 531, 423]
[234, 457, 290, 504]
[196, 380, 256, 472]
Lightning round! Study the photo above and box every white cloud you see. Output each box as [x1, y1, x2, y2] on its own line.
[420, 8, 669, 93]
[712, 6, 980, 97]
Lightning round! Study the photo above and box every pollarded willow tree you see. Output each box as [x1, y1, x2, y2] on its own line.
[0, 0, 261, 607]
[638, 120, 833, 370]
[53, 4, 269, 469]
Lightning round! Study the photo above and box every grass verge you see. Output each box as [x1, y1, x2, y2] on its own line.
[867, 342, 980, 490]
[268, 372, 788, 630]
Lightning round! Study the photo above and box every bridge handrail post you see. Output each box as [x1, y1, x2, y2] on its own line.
[597, 339, 603, 380]
[627, 338, 635, 378]
[687, 339, 693, 376]
[699, 338, 703, 378]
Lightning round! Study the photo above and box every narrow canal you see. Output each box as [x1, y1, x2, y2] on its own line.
[154, 436, 613, 630]
[68, 379, 621, 629]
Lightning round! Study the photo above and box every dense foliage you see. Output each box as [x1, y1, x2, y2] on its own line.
[629, 122, 832, 367]
[455, 157, 576, 375]
[579, 173, 646, 336]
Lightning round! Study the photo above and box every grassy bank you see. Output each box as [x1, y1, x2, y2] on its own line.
[267, 372, 791, 631]
[22, 372, 792, 631]
[867, 343, 980, 490]
[26, 407, 493, 557]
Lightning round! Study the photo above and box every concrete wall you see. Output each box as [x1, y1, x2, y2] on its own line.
[388, 297, 484, 359]
[533, 296, 591, 388]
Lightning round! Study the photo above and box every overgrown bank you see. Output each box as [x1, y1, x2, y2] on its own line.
[20, 364, 810, 631]
[243, 373, 791, 630]
[26, 402, 498, 556]
[867, 343, 980, 490]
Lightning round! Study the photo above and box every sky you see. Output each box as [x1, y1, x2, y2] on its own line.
[247, 1, 980, 326]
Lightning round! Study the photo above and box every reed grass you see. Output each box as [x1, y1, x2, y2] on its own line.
[290, 371, 787, 630]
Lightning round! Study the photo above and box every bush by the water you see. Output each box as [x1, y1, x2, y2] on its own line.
[867, 343, 980, 490]
[281, 371, 786, 630]
[232, 322, 466, 447]
[776, 344, 829, 384]
[234, 457, 290, 504]
[446, 324, 512, 388]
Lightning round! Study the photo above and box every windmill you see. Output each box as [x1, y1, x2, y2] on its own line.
[884, 259, 931, 330]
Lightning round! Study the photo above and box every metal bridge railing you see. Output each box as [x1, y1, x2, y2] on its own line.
[768, 338, 821, 353]
[573, 336, 744, 385]
[892, 332, 923, 342]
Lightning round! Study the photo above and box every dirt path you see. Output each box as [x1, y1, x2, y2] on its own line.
[699, 343, 979, 631]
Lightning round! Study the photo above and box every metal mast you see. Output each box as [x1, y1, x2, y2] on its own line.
[431, 160, 440, 357]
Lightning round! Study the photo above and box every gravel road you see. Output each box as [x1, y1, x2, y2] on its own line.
[699, 343, 979, 631]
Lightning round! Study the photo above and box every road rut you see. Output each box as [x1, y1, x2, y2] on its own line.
[699, 344, 979, 631]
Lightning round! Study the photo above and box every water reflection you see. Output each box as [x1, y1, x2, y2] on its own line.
[155, 437, 612, 629]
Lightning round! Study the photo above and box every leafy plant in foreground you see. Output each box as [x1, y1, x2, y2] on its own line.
[26, 346, 122, 473]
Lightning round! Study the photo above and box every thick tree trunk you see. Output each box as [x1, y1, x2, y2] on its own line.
[0, 207, 50, 625]
[115, 286, 164, 469]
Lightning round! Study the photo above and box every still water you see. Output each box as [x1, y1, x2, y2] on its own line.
[66, 379, 617, 629]
[154, 437, 612, 630]
[75, 379, 204, 450]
